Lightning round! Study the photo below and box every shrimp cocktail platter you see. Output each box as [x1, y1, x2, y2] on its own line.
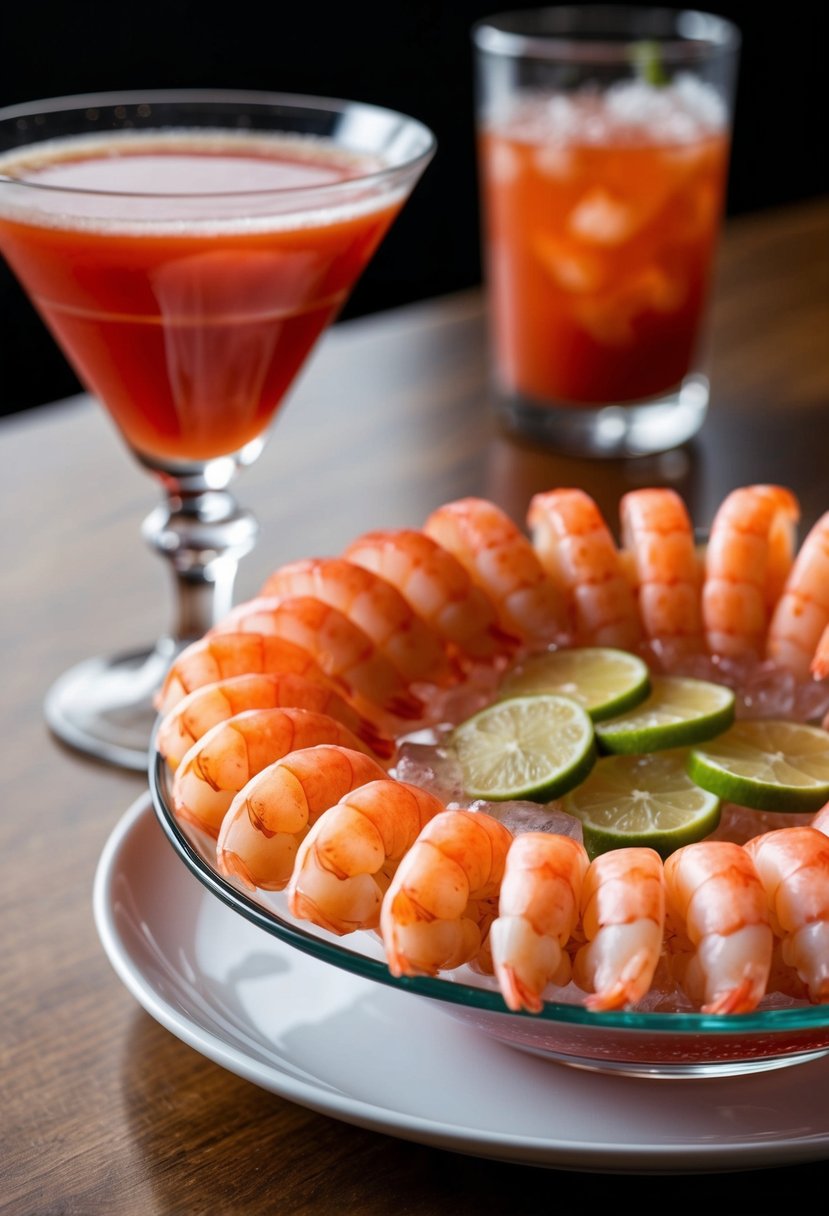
[150, 482, 829, 1078]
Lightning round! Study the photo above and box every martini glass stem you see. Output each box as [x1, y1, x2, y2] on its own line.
[142, 487, 259, 643]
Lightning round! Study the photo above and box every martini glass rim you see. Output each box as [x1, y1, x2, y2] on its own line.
[0, 87, 437, 202]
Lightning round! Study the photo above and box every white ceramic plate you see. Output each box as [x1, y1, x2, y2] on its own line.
[94, 794, 829, 1173]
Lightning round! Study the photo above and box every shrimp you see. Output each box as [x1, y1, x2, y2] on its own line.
[744, 826, 829, 1003]
[766, 512, 829, 679]
[663, 840, 773, 1014]
[155, 631, 333, 715]
[423, 497, 566, 649]
[156, 671, 393, 769]
[259, 557, 460, 688]
[490, 833, 589, 1013]
[216, 745, 388, 892]
[286, 780, 446, 934]
[380, 809, 513, 978]
[211, 595, 424, 721]
[527, 488, 642, 650]
[342, 527, 518, 662]
[702, 484, 799, 659]
[619, 487, 705, 657]
[572, 848, 665, 1011]
[172, 707, 380, 837]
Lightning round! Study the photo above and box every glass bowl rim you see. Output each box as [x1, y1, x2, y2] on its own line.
[148, 727, 829, 1039]
[0, 88, 436, 203]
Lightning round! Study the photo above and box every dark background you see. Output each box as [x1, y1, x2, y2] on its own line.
[0, 1, 825, 418]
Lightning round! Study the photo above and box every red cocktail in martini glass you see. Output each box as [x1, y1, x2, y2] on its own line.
[0, 90, 435, 769]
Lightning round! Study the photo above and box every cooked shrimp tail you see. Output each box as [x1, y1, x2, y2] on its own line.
[173, 707, 381, 837]
[211, 595, 424, 721]
[490, 833, 589, 1013]
[664, 841, 773, 1014]
[423, 497, 566, 649]
[619, 488, 704, 658]
[380, 809, 513, 978]
[702, 484, 799, 659]
[573, 847, 665, 1011]
[528, 488, 642, 651]
[767, 512, 829, 679]
[286, 780, 446, 934]
[215, 745, 388, 892]
[745, 826, 829, 1003]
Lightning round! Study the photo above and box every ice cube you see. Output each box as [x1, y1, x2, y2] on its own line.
[568, 188, 637, 246]
[469, 798, 584, 841]
[534, 233, 606, 293]
[393, 741, 465, 806]
[486, 140, 521, 185]
[533, 142, 575, 179]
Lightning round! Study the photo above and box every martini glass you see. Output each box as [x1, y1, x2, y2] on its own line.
[0, 90, 435, 770]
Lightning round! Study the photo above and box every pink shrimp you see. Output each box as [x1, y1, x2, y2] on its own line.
[619, 487, 705, 657]
[745, 826, 829, 1003]
[287, 780, 446, 934]
[490, 833, 589, 1014]
[172, 707, 380, 837]
[766, 512, 829, 679]
[380, 809, 513, 978]
[259, 557, 460, 688]
[216, 745, 388, 892]
[156, 671, 394, 769]
[702, 484, 800, 659]
[342, 527, 518, 662]
[527, 488, 642, 650]
[211, 595, 423, 721]
[155, 631, 334, 715]
[572, 848, 665, 1011]
[423, 497, 566, 649]
[663, 840, 773, 1014]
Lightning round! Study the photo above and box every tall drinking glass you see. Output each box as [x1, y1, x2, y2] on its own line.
[474, 7, 740, 457]
[0, 90, 435, 769]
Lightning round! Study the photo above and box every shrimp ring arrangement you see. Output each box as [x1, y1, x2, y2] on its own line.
[149, 484, 829, 1076]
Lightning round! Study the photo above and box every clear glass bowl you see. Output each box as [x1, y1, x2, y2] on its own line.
[149, 735, 829, 1080]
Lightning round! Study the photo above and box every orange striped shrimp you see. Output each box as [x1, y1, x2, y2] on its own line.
[172, 707, 380, 837]
[211, 595, 424, 721]
[702, 484, 799, 659]
[259, 557, 460, 688]
[527, 488, 642, 650]
[155, 631, 333, 716]
[342, 527, 518, 662]
[663, 840, 773, 1014]
[745, 826, 829, 1003]
[156, 671, 394, 769]
[423, 497, 566, 650]
[380, 809, 513, 978]
[619, 487, 705, 656]
[572, 848, 665, 1011]
[766, 512, 829, 679]
[490, 833, 589, 1013]
[216, 745, 388, 892]
[287, 780, 446, 934]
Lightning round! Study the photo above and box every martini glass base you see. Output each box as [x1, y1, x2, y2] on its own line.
[44, 639, 178, 772]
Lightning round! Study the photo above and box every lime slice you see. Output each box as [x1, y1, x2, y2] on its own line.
[499, 647, 651, 722]
[688, 719, 829, 812]
[563, 749, 721, 859]
[595, 675, 735, 754]
[449, 694, 596, 802]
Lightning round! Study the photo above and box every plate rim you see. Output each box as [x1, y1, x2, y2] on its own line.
[93, 793, 829, 1174]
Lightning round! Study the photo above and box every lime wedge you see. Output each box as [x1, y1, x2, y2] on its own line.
[563, 750, 721, 859]
[688, 719, 829, 812]
[449, 694, 596, 802]
[499, 647, 651, 722]
[595, 675, 735, 754]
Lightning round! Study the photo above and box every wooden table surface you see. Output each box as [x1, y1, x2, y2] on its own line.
[4, 197, 829, 1211]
